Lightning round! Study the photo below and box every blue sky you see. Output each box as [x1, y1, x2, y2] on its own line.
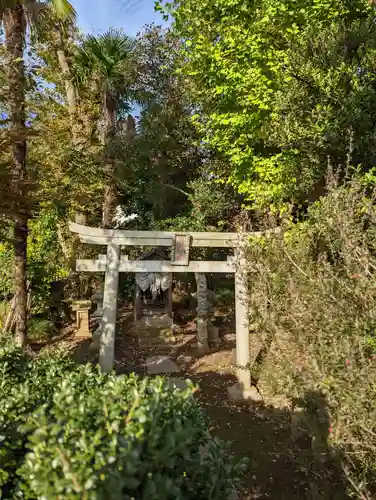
[72, 0, 167, 36]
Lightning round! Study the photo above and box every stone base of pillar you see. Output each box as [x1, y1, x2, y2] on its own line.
[196, 341, 211, 356]
[227, 383, 263, 403]
[208, 320, 220, 345]
[89, 325, 102, 352]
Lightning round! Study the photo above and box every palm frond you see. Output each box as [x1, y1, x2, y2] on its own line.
[0, 0, 75, 27]
[74, 29, 139, 98]
[45, 0, 75, 19]
[82, 29, 138, 73]
[117, 100, 132, 119]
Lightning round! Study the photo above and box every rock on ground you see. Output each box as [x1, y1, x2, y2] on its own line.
[166, 377, 191, 391]
[145, 355, 180, 375]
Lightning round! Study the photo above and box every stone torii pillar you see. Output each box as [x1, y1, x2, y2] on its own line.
[100, 243, 120, 372]
[227, 245, 261, 402]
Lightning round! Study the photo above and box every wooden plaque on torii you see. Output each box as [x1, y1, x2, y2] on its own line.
[171, 233, 191, 266]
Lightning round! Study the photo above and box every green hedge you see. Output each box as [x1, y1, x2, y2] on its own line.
[0, 344, 247, 499]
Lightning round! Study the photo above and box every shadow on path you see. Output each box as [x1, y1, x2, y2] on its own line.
[191, 371, 349, 500]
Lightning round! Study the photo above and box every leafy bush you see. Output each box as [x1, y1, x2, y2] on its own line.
[0, 302, 9, 330]
[0, 344, 246, 499]
[0, 243, 12, 300]
[27, 318, 55, 341]
[247, 181, 376, 497]
[0, 210, 69, 312]
[0, 344, 75, 497]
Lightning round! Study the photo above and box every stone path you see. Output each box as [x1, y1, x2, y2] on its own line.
[144, 350, 238, 498]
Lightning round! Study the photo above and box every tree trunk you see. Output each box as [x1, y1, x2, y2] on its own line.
[102, 182, 117, 228]
[194, 272, 209, 349]
[56, 28, 85, 148]
[57, 46, 76, 113]
[56, 31, 87, 274]
[102, 93, 117, 228]
[4, 4, 28, 347]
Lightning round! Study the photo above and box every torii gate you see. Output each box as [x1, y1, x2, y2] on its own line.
[69, 222, 257, 401]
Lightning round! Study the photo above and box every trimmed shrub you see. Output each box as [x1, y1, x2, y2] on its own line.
[0, 344, 76, 497]
[0, 344, 246, 499]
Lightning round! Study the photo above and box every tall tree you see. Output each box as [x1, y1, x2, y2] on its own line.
[165, 0, 376, 212]
[116, 26, 205, 226]
[74, 30, 138, 228]
[0, 0, 75, 346]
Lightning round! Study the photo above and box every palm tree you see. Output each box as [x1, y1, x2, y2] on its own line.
[74, 30, 138, 227]
[0, 0, 75, 346]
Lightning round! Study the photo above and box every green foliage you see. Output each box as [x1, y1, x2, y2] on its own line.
[167, 0, 376, 210]
[187, 177, 235, 231]
[247, 180, 376, 496]
[0, 344, 247, 499]
[0, 0, 75, 20]
[0, 241, 12, 299]
[117, 27, 202, 226]
[0, 210, 68, 311]
[0, 343, 75, 497]
[74, 28, 138, 112]
[27, 210, 69, 311]
[115, 26, 241, 235]
[27, 317, 54, 341]
[152, 177, 236, 232]
[0, 302, 8, 330]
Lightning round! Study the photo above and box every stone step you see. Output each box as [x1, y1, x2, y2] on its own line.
[136, 314, 172, 327]
[136, 313, 174, 347]
[140, 309, 171, 317]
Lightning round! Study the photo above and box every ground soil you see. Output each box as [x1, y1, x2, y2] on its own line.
[113, 306, 349, 500]
[33, 305, 349, 500]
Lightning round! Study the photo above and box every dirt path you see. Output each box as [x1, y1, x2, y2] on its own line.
[112, 307, 348, 500]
